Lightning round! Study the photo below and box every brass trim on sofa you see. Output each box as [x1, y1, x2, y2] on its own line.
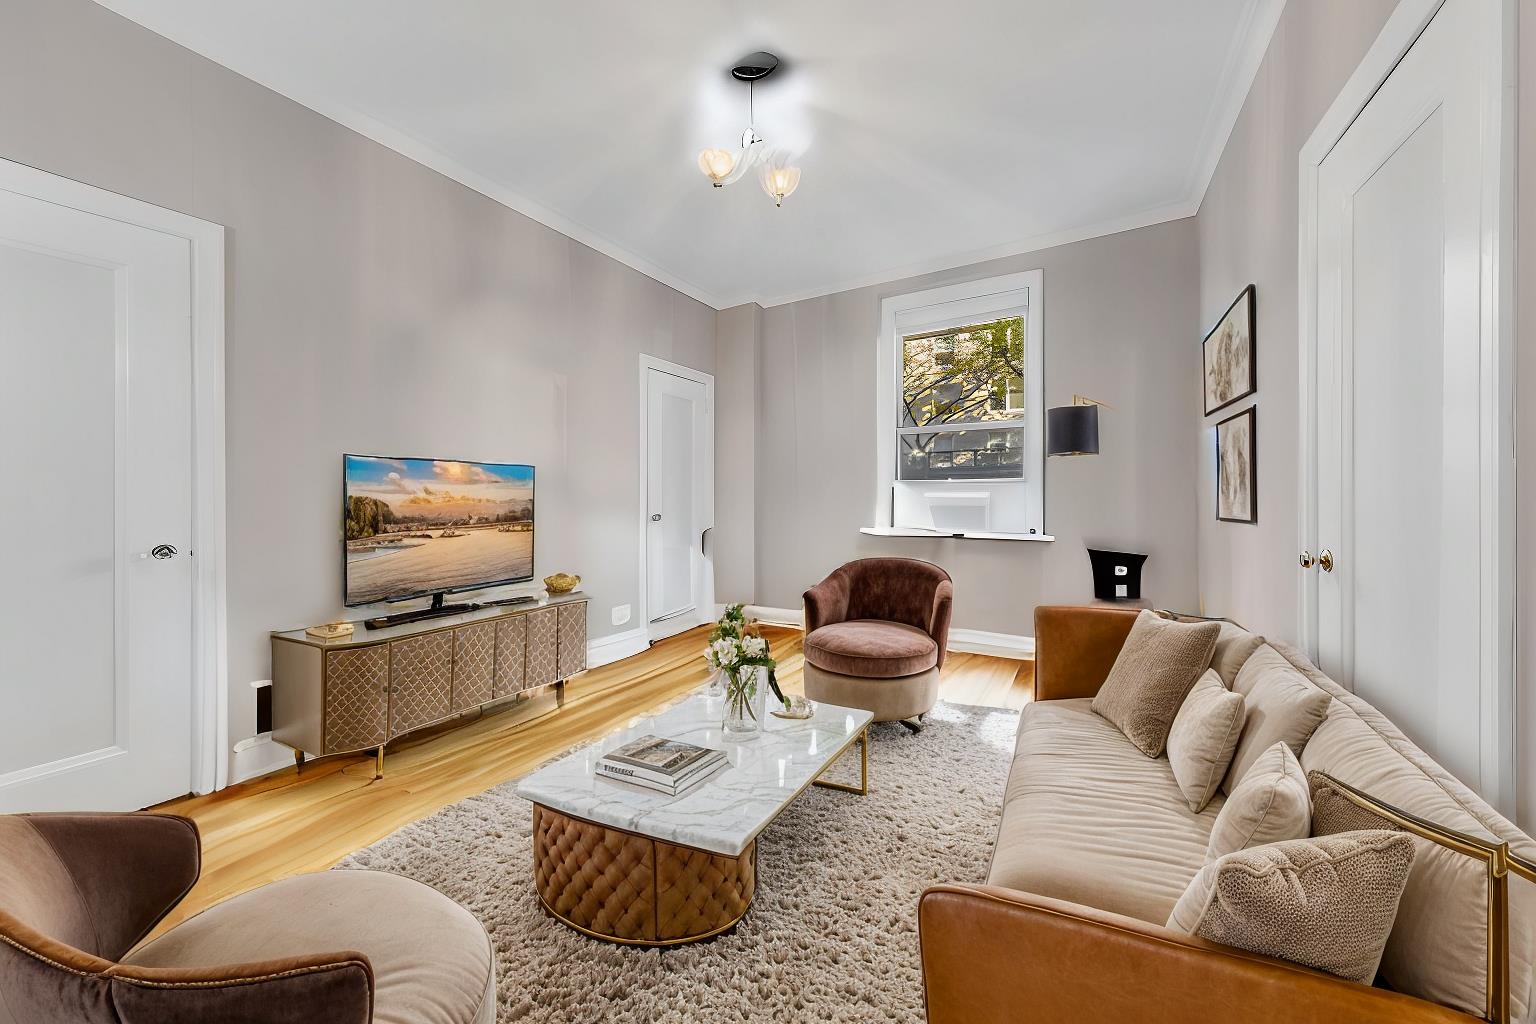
[1316, 772, 1536, 1024]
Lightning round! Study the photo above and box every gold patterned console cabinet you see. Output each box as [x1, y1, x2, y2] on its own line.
[271, 594, 589, 776]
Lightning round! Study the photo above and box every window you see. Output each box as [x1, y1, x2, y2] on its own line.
[875, 272, 1045, 537]
[899, 316, 1028, 481]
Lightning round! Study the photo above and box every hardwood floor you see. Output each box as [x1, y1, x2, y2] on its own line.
[152, 624, 1032, 938]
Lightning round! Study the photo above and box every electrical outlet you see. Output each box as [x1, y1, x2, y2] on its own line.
[612, 604, 631, 626]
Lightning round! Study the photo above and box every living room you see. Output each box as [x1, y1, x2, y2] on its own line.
[2, 1, 1535, 1022]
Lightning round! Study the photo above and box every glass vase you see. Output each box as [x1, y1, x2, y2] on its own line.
[723, 665, 767, 740]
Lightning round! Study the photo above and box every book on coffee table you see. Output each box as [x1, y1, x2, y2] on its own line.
[596, 735, 726, 795]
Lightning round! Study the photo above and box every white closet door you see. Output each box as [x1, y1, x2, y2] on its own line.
[1311, 0, 1495, 793]
[0, 188, 196, 811]
[645, 367, 709, 628]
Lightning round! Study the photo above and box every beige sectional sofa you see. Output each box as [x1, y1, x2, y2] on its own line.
[921, 605, 1536, 1024]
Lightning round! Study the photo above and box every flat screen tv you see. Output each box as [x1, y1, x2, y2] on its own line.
[343, 454, 535, 608]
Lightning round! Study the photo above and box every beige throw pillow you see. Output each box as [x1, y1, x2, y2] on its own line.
[1168, 830, 1416, 983]
[1091, 610, 1220, 757]
[1221, 645, 1332, 794]
[1207, 742, 1310, 861]
[1210, 624, 1265, 688]
[1167, 670, 1245, 813]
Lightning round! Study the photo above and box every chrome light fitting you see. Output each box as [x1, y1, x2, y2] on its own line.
[697, 51, 802, 207]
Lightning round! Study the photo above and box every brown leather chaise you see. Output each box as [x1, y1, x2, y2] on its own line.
[0, 812, 495, 1024]
[801, 557, 953, 731]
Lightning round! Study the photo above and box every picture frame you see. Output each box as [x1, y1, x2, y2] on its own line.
[1216, 407, 1257, 524]
[1202, 284, 1256, 416]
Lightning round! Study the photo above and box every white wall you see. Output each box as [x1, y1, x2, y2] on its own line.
[0, 0, 716, 782]
[749, 218, 1202, 633]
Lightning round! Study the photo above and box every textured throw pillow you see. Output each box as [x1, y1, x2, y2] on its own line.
[1308, 771, 1405, 836]
[1091, 610, 1221, 757]
[1210, 624, 1266, 688]
[1168, 830, 1416, 983]
[1168, 670, 1246, 813]
[1207, 742, 1310, 861]
[1221, 645, 1332, 794]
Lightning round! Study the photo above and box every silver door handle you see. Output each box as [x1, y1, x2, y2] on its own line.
[141, 544, 179, 560]
[650, 514, 662, 522]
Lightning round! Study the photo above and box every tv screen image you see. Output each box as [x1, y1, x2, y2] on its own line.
[343, 455, 534, 606]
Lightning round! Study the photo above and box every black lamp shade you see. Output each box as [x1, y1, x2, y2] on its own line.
[1047, 404, 1099, 456]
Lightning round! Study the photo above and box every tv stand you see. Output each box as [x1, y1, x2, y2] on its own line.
[364, 592, 473, 630]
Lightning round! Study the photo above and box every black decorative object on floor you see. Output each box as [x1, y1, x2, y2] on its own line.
[1087, 548, 1147, 601]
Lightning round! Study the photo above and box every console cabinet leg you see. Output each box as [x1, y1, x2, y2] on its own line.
[557, 679, 566, 708]
[375, 745, 385, 780]
[294, 750, 306, 771]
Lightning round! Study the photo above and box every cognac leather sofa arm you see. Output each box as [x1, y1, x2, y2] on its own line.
[1032, 604, 1139, 701]
[918, 884, 1478, 1024]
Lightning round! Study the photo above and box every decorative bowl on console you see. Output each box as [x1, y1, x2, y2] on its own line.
[543, 572, 580, 595]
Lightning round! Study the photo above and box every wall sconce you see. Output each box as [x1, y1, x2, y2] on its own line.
[1047, 395, 1108, 456]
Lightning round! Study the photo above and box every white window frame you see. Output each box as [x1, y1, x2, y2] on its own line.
[874, 270, 1045, 537]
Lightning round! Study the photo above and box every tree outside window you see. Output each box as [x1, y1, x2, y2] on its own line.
[898, 316, 1026, 480]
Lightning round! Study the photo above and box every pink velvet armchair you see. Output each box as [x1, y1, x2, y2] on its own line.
[801, 557, 953, 731]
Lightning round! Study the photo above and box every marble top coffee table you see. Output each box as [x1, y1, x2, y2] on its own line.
[516, 690, 872, 946]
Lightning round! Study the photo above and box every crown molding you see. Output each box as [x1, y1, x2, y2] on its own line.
[1184, 0, 1287, 209]
[744, 199, 1199, 309]
[96, 0, 1281, 313]
[92, 1, 726, 309]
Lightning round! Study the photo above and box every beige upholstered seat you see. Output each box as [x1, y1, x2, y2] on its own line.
[125, 871, 496, 1024]
[0, 812, 495, 1024]
[801, 558, 953, 728]
[988, 698, 1221, 923]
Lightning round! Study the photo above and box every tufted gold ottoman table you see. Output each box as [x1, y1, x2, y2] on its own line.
[517, 693, 872, 946]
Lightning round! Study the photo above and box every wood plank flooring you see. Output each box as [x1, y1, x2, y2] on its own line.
[152, 624, 1032, 937]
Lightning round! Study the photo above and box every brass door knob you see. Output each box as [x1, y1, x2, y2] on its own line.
[1319, 549, 1335, 573]
[1299, 550, 1316, 569]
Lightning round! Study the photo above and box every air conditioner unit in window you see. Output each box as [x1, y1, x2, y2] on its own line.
[924, 491, 990, 532]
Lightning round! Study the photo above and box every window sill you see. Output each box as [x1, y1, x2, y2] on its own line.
[859, 526, 1055, 542]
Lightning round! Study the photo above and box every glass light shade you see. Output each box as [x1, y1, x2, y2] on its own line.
[760, 164, 802, 206]
[697, 147, 737, 185]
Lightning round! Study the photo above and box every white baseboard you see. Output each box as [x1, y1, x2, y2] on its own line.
[588, 627, 649, 668]
[746, 605, 802, 626]
[745, 605, 1033, 661]
[947, 628, 1035, 661]
[228, 735, 295, 785]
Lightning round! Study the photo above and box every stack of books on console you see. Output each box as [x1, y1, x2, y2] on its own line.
[596, 735, 726, 796]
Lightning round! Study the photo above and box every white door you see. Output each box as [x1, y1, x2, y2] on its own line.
[644, 363, 712, 637]
[0, 186, 198, 811]
[1308, 0, 1510, 797]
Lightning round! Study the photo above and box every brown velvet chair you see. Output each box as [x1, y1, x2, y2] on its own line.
[0, 812, 495, 1024]
[801, 557, 953, 731]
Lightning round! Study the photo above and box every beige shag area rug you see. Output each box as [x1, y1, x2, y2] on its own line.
[338, 700, 1020, 1023]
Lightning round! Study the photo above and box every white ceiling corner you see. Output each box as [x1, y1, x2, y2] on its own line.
[93, 0, 1282, 311]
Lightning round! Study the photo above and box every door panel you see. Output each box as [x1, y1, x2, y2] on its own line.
[557, 603, 587, 679]
[493, 614, 528, 696]
[1312, 0, 1487, 789]
[525, 608, 558, 688]
[389, 632, 454, 735]
[452, 621, 496, 711]
[324, 647, 389, 754]
[0, 189, 194, 812]
[645, 367, 710, 634]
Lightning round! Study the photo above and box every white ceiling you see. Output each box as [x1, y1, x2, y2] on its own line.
[95, 0, 1282, 309]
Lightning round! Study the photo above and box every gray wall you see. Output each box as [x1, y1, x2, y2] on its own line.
[752, 218, 1202, 633]
[1193, 0, 1399, 637]
[714, 304, 762, 606]
[0, 0, 716, 778]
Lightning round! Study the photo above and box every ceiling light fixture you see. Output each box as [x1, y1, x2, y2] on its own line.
[697, 51, 801, 208]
